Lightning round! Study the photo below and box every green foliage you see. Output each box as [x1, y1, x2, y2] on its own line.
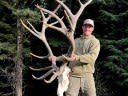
[100, 38, 128, 87]
[0, 42, 16, 60]
[0, 22, 14, 33]
[14, 8, 41, 23]
[91, 0, 128, 40]
[0, 0, 41, 95]
[48, 37, 69, 48]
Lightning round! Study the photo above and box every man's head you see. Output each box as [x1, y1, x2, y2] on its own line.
[83, 19, 94, 27]
[82, 19, 94, 36]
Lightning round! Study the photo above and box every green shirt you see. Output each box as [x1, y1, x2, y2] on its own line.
[69, 35, 100, 77]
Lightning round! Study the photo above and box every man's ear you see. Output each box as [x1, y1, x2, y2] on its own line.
[92, 27, 94, 31]
[82, 25, 84, 30]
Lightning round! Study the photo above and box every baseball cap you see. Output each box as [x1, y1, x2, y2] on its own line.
[83, 19, 94, 27]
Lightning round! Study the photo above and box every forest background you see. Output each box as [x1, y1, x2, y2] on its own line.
[0, 0, 128, 96]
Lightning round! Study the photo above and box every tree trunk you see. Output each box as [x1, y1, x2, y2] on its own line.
[15, 21, 23, 96]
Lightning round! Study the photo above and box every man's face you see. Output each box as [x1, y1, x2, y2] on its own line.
[82, 24, 94, 36]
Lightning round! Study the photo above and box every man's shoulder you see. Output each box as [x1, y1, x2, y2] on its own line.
[75, 35, 100, 42]
[91, 35, 100, 43]
[75, 36, 81, 40]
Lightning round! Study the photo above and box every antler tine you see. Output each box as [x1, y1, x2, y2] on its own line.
[32, 68, 56, 80]
[56, 0, 74, 19]
[75, 0, 93, 18]
[74, 0, 93, 29]
[44, 71, 59, 83]
[36, 4, 61, 20]
[64, 10, 73, 31]
[20, 19, 54, 59]
[30, 53, 48, 59]
[50, 16, 64, 26]
[29, 66, 52, 71]
[36, 4, 68, 35]
[56, 0, 75, 31]
[44, 62, 68, 83]
[20, 19, 41, 39]
[36, 4, 61, 28]
[48, 4, 61, 20]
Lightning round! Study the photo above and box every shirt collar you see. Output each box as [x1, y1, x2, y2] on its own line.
[80, 35, 93, 39]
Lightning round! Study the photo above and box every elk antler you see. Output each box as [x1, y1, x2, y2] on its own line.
[20, 4, 62, 79]
[21, 0, 93, 83]
[31, 0, 93, 83]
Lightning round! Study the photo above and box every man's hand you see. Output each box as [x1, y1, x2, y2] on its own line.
[62, 53, 79, 61]
[48, 55, 57, 64]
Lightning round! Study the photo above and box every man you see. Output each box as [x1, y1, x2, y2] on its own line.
[49, 19, 100, 96]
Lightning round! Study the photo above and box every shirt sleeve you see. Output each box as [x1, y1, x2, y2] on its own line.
[78, 39, 100, 64]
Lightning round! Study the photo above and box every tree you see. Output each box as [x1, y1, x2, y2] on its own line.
[1, 0, 128, 96]
[0, 0, 40, 96]
[89, 0, 128, 95]
[0, 0, 17, 95]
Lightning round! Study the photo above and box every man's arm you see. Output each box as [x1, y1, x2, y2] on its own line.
[76, 39, 100, 64]
[63, 39, 100, 64]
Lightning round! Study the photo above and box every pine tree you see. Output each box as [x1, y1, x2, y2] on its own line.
[0, 0, 40, 95]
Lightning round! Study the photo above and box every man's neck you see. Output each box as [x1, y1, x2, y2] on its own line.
[82, 34, 92, 39]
